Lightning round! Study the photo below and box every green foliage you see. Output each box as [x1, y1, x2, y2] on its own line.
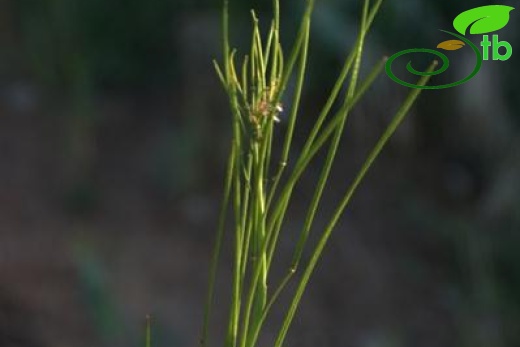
[202, 1, 433, 347]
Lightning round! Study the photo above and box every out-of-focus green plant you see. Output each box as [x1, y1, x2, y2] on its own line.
[201, 1, 435, 347]
[17, 0, 177, 87]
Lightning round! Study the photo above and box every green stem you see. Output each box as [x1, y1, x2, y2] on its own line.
[266, 0, 384, 214]
[266, 17, 310, 211]
[274, 61, 437, 347]
[200, 140, 236, 347]
[248, 269, 295, 347]
[265, 56, 386, 270]
[291, 0, 371, 268]
[145, 315, 151, 347]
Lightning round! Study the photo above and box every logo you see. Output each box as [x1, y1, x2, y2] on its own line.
[385, 5, 514, 89]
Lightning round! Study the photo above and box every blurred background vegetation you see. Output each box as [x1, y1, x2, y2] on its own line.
[0, 0, 519, 347]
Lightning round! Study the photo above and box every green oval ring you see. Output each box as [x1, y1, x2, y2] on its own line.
[385, 30, 483, 89]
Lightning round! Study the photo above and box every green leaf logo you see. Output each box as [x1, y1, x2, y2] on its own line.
[453, 5, 514, 35]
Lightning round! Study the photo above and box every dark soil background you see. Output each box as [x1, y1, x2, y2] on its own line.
[1, 1, 520, 347]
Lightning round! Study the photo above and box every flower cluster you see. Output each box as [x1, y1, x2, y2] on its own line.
[248, 84, 283, 140]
